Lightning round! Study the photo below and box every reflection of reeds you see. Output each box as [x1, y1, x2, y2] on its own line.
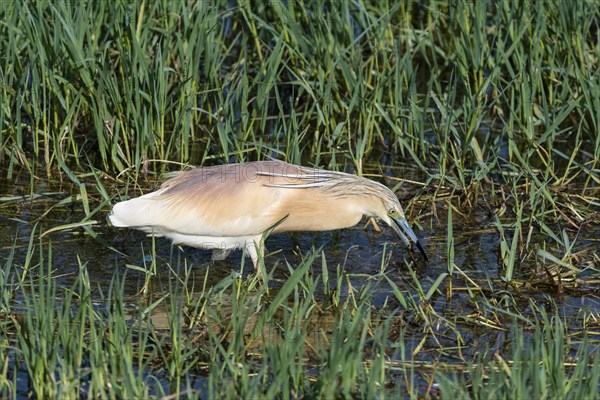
[0, 0, 599, 397]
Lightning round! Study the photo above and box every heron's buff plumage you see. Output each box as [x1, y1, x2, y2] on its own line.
[109, 160, 424, 270]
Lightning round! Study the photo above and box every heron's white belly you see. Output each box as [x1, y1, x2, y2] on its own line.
[166, 232, 251, 251]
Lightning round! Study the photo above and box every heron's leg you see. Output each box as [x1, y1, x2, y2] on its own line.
[365, 217, 381, 232]
[212, 248, 232, 261]
[244, 236, 264, 275]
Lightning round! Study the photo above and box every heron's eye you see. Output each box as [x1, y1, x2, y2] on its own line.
[389, 208, 396, 216]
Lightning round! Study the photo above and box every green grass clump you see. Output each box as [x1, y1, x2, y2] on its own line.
[0, 240, 599, 398]
[439, 312, 600, 400]
[1, 1, 598, 180]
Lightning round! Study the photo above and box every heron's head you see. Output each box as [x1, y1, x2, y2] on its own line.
[372, 187, 427, 260]
[315, 171, 427, 260]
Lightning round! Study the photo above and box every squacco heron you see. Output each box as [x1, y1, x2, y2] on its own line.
[109, 160, 426, 270]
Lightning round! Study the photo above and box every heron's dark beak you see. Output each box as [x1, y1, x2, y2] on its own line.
[391, 217, 427, 261]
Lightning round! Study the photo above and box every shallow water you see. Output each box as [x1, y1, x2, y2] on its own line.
[1, 163, 598, 312]
[0, 165, 433, 289]
[1, 163, 599, 396]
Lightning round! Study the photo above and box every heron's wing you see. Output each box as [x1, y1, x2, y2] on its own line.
[110, 161, 328, 237]
[256, 164, 345, 188]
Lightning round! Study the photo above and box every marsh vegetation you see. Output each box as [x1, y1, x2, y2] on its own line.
[1, 0, 599, 398]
